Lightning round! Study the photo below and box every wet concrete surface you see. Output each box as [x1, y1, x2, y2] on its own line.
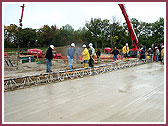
[4, 62, 164, 123]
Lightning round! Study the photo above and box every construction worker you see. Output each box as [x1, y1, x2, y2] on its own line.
[148, 48, 153, 62]
[75, 47, 81, 64]
[96, 49, 101, 61]
[67, 43, 75, 69]
[112, 47, 120, 61]
[139, 48, 146, 60]
[88, 43, 95, 67]
[161, 45, 164, 64]
[155, 47, 160, 62]
[82, 44, 90, 68]
[45, 45, 54, 72]
[122, 43, 129, 61]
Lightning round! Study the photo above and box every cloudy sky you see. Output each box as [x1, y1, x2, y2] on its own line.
[3, 2, 166, 30]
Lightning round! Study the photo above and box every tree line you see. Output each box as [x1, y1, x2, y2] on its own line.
[4, 17, 164, 49]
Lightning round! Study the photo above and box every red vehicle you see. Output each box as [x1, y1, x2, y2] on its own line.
[52, 51, 64, 59]
[23, 49, 64, 59]
[104, 48, 112, 54]
[4, 53, 8, 56]
[104, 48, 121, 54]
[28, 49, 43, 57]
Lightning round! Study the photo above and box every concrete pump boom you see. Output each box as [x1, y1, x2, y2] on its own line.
[19, 4, 25, 26]
[118, 4, 139, 51]
[17, 4, 25, 61]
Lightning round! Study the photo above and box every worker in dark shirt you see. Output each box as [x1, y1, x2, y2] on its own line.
[45, 45, 54, 72]
[139, 48, 146, 60]
[112, 47, 120, 61]
[96, 49, 101, 61]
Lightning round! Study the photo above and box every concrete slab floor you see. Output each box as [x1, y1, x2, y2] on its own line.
[4, 62, 165, 123]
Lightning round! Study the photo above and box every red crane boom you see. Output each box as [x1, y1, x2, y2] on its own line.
[118, 4, 139, 51]
[17, 4, 25, 58]
[19, 4, 25, 26]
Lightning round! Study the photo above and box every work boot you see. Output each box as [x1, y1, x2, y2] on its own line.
[83, 63, 87, 68]
[83, 63, 86, 68]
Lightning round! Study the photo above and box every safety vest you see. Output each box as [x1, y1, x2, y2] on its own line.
[122, 46, 129, 54]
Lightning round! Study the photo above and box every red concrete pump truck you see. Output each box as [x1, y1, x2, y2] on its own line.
[118, 4, 140, 57]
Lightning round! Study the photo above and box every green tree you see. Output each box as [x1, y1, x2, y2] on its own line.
[4, 17, 164, 50]
[20, 28, 37, 48]
[74, 27, 89, 44]
[151, 17, 164, 44]
[38, 25, 52, 46]
[50, 25, 59, 46]
[108, 16, 123, 49]
[55, 24, 75, 46]
[4, 24, 18, 48]
[85, 18, 102, 48]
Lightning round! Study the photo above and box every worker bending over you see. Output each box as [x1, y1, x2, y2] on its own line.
[122, 43, 129, 61]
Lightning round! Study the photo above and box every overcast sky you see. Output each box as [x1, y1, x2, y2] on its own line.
[3, 2, 166, 30]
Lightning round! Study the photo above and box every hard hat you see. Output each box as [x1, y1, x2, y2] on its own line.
[126, 43, 128, 46]
[149, 48, 151, 50]
[162, 45, 164, 48]
[82, 44, 86, 48]
[155, 46, 158, 49]
[89, 43, 93, 47]
[50, 45, 54, 49]
[71, 43, 75, 47]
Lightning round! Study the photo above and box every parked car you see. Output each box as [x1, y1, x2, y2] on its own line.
[21, 48, 64, 59]
[52, 51, 64, 59]
[4, 53, 8, 56]
[28, 49, 43, 57]
[104, 48, 112, 54]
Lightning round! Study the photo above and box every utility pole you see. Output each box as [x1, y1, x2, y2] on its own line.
[17, 4, 25, 64]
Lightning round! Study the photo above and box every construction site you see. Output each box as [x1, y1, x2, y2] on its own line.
[4, 51, 165, 123]
[3, 3, 165, 124]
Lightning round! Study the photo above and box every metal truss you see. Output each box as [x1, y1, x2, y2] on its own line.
[4, 60, 146, 91]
